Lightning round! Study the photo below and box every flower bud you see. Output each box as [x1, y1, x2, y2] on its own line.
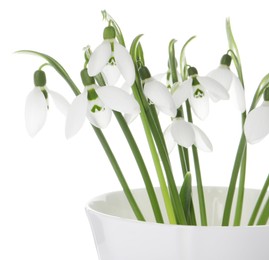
[139, 66, 151, 81]
[34, 70, 46, 87]
[103, 26, 116, 40]
[220, 54, 232, 66]
[81, 68, 95, 86]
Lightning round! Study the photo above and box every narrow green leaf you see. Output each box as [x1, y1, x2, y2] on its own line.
[257, 196, 269, 225]
[179, 173, 192, 224]
[226, 18, 241, 64]
[249, 174, 269, 225]
[179, 36, 196, 80]
[222, 134, 246, 226]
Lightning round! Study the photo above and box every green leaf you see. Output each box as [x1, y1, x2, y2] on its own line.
[168, 39, 178, 83]
[257, 196, 269, 225]
[179, 173, 192, 224]
[226, 18, 241, 64]
[249, 174, 269, 225]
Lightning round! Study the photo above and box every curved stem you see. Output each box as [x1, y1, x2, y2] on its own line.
[18, 50, 145, 221]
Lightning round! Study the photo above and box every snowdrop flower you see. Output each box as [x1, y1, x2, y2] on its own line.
[65, 69, 140, 139]
[87, 26, 135, 88]
[207, 54, 246, 112]
[172, 67, 229, 120]
[164, 117, 213, 153]
[244, 88, 269, 144]
[139, 65, 177, 117]
[25, 70, 69, 137]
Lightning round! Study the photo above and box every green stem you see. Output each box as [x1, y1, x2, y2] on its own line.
[233, 146, 247, 226]
[257, 196, 269, 225]
[133, 89, 176, 224]
[113, 111, 164, 223]
[248, 174, 269, 225]
[93, 126, 145, 221]
[222, 134, 246, 226]
[192, 146, 207, 226]
[145, 106, 187, 224]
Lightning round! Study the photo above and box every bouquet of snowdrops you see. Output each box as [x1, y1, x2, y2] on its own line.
[19, 11, 269, 226]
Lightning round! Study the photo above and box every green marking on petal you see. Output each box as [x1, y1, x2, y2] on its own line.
[91, 104, 103, 113]
[108, 56, 116, 65]
[193, 88, 204, 98]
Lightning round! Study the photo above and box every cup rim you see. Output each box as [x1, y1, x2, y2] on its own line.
[85, 186, 269, 229]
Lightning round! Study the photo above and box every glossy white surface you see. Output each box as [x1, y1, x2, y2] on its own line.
[86, 187, 269, 260]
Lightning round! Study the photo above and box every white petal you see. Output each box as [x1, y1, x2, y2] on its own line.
[25, 88, 47, 137]
[88, 40, 111, 76]
[230, 73, 246, 112]
[197, 76, 229, 101]
[96, 86, 140, 114]
[207, 66, 233, 90]
[191, 124, 213, 152]
[244, 103, 269, 144]
[124, 101, 140, 124]
[48, 89, 70, 116]
[87, 99, 112, 129]
[163, 124, 176, 153]
[113, 41, 135, 86]
[172, 79, 192, 108]
[189, 85, 209, 120]
[65, 90, 88, 139]
[144, 79, 177, 117]
[102, 64, 121, 85]
[121, 81, 132, 94]
[153, 73, 166, 81]
[170, 118, 195, 148]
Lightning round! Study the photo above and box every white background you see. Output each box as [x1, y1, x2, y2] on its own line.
[1, 0, 269, 259]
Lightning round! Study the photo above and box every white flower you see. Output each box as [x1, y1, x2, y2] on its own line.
[164, 117, 213, 153]
[87, 26, 135, 88]
[207, 54, 246, 112]
[172, 67, 229, 120]
[65, 84, 140, 139]
[244, 101, 269, 144]
[25, 71, 69, 137]
[139, 66, 177, 117]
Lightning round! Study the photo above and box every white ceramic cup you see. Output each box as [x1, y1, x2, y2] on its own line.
[86, 187, 269, 260]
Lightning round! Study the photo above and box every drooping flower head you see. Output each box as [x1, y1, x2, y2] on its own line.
[25, 70, 69, 137]
[139, 65, 177, 117]
[244, 88, 269, 144]
[65, 69, 140, 139]
[172, 66, 229, 120]
[164, 117, 213, 153]
[207, 54, 246, 112]
[87, 26, 135, 88]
